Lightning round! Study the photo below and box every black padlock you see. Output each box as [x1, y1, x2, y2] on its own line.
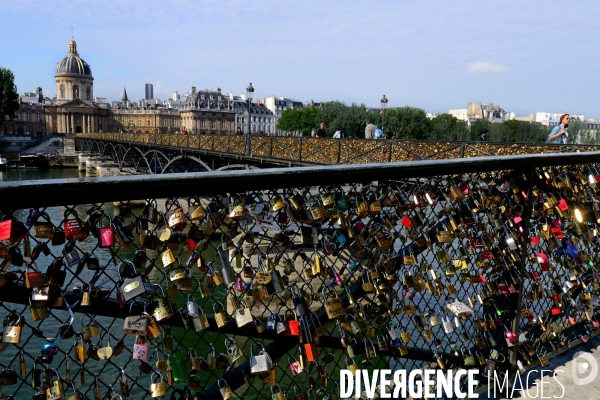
[0, 368, 17, 386]
[40, 346, 58, 364]
[290, 283, 308, 316]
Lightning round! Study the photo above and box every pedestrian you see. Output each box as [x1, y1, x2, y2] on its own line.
[333, 126, 343, 139]
[478, 128, 487, 141]
[316, 122, 327, 137]
[236, 127, 243, 135]
[547, 114, 570, 144]
[365, 119, 375, 139]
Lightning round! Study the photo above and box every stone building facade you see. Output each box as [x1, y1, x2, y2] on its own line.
[2, 38, 235, 138]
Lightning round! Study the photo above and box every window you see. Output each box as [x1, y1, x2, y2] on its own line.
[221, 120, 225, 129]
[36, 113, 41, 122]
[129, 117, 133, 126]
[172, 118, 176, 126]
[146, 118, 150, 126]
[201, 118, 206, 128]
[86, 87, 91, 100]
[211, 119, 216, 129]
[27, 112, 32, 122]
[73, 85, 79, 99]
[137, 117, 142, 126]
[60, 85, 65, 99]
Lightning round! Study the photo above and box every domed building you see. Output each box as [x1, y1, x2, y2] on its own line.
[41, 38, 108, 135]
[55, 38, 94, 102]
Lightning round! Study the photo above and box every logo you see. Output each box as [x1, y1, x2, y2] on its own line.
[572, 351, 598, 386]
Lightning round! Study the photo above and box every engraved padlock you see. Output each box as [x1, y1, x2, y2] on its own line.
[2, 311, 22, 344]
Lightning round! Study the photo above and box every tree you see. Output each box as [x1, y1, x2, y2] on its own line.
[0, 67, 19, 132]
[385, 107, 430, 139]
[277, 106, 320, 136]
[430, 113, 458, 140]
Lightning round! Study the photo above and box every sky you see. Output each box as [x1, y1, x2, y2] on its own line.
[1, 0, 599, 118]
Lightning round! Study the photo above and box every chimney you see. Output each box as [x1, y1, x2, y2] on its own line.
[191, 86, 196, 94]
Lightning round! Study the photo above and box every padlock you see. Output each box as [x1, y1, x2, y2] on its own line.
[63, 210, 87, 241]
[377, 334, 389, 351]
[233, 297, 253, 328]
[225, 337, 243, 363]
[345, 356, 358, 375]
[123, 301, 149, 335]
[0, 217, 29, 247]
[29, 300, 49, 321]
[271, 384, 286, 400]
[284, 310, 300, 336]
[152, 285, 174, 321]
[218, 379, 233, 400]
[213, 301, 230, 327]
[149, 371, 166, 398]
[322, 286, 345, 319]
[2, 312, 22, 344]
[96, 214, 114, 248]
[119, 260, 146, 301]
[192, 305, 210, 332]
[25, 260, 45, 289]
[250, 343, 273, 374]
[132, 336, 149, 360]
[161, 247, 176, 268]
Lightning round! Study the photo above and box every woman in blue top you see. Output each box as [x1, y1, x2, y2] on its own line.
[546, 114, 570, 144]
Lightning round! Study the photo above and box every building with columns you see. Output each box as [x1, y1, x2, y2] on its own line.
[1, 38, 241, 139]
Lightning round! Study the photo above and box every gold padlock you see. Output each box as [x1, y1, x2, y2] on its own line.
[149, 372, 166, 398]
[219, 378, 233, 400]
[214, 302, 230, 327]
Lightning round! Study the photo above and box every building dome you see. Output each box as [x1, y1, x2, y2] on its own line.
[55, 39, 92, 77]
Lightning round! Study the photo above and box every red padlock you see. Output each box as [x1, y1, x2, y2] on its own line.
[0, 218, 29, 247]
[284, 311, 300, 336]
[558, 199, 569, 212]
[98, 214, 114, 248]
[63, 210, 87, 242]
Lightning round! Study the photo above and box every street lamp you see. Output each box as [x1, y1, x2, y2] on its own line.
[245, 82, 254, 156]
[380, 95, 388, 137]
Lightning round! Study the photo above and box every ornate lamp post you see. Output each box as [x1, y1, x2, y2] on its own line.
[245, 82, 254, 156]
[381, 95, 388, 137]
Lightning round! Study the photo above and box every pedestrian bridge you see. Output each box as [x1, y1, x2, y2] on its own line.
[76, 132, 599, 173]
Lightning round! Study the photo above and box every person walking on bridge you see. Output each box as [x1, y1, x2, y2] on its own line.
[546, 114, 570, 144]
[365, 120, 376, 139]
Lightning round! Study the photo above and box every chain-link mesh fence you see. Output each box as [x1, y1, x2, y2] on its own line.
[1, 154, 600, 399]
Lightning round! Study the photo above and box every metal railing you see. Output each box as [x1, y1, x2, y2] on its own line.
[1, 153, 600, 399]
[77, 132, 600, 165]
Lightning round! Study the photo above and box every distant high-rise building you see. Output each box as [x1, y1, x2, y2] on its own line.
[145, 84, 153, 100]
[122, 86, 129, 102]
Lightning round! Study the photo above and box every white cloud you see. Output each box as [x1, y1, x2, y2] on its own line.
[467, 62, 509, 74]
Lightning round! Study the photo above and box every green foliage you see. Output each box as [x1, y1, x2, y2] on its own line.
[277, 106, 320, 136]
[430, 113, 458, 140]
[0, 67, 19, 130]
[385, 107, 430, 139]
[277, 99, 565, 144]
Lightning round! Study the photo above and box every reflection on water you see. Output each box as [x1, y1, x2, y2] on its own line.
[0, 167, 84, 182]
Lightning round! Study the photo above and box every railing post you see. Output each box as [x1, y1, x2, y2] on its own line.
[387, 141, 393, 162]
[508, 160, 536, 383]
[460, 144, 465, 158]
[298, 137, 303, 162]
[269, 137, 273, 157]
[336, 140, 341, 164]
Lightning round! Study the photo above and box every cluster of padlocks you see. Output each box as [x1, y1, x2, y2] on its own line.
[1, 162, 600, 399]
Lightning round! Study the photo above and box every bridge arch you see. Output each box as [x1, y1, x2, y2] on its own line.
[216, 164, 260, 171]
[161, 155, 212, 173]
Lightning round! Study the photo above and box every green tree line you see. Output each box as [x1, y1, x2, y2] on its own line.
[0, 67, 19, 131]
[277, 101, 600, 144]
